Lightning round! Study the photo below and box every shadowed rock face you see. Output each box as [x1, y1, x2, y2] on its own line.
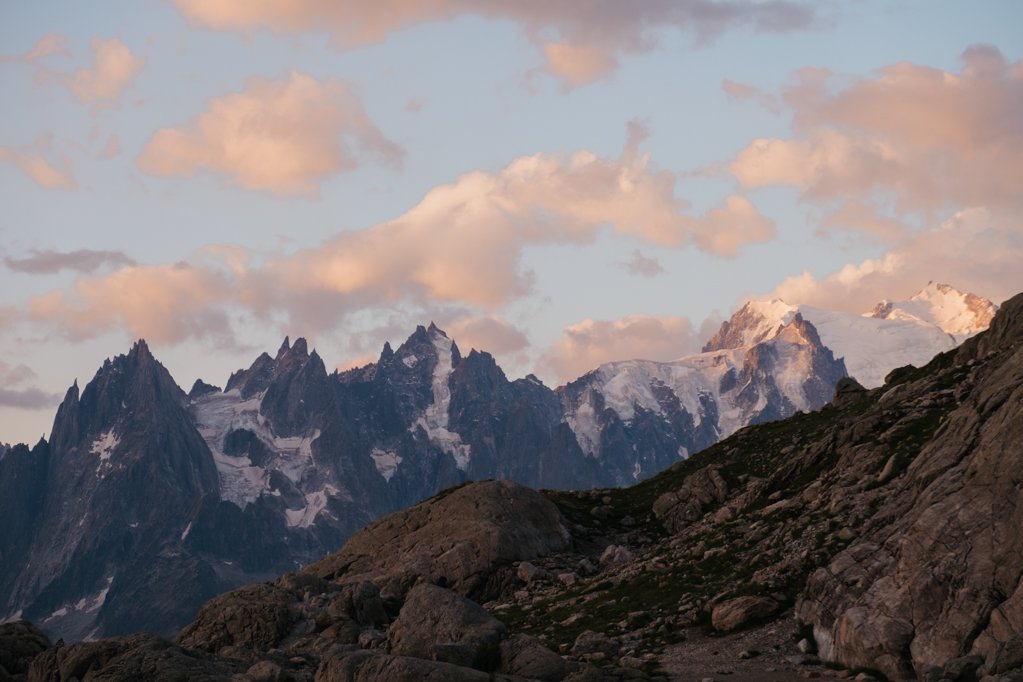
[797, 292, 1023, 679]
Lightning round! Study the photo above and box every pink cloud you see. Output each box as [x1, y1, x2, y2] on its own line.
[446, 316, 530, 356]
[21, 126, 771, 346]
[721, 78, 781, 114]
[137, 71, 403, 197]
[0, 33, 70, 63]
[728, 46, 1023, 217]
[0, 146, 76, 190]
[170, 0, 818, 89]
[538, 315, 703, 383]
[62, 38, 145, 109]
[769, 208, 1023, 314]
[27, 262, 236, 344]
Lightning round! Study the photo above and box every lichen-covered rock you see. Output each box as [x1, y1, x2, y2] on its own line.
[387, 583, 506, 670]
[711, 596, 779, 632]
[305, 480, 571, 602]
[176, 583, 298, 657]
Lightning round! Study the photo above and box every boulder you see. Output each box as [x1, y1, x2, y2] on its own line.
[28, 633, 237, 682]
[652, 467, 728, 533]
[315, 649, 496, 682]
[305, 480, 571, 602]
[499, 634, 567, 681]
[0, 621, 50, 678]
[387, 583, 506, 671]
[711, 596, 779, 632]
[571, 631, 617, 658]
[176, 583, 298, 656]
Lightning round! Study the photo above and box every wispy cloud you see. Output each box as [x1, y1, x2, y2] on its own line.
[0, 146, 76, 190]
[138, 71, 404, 197]
[619, 249, 664, 277]
[0, 33, 70, 63]
[170, 0, 820, 89]
[0, 362, 60, 411]
[5, 249, 136, 275]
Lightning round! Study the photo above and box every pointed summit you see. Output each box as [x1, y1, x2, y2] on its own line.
[128, 339, 154, 361]
[277, 336, 291, 359]
[427, 321, 447, 337]
[291, 338, 309, 357]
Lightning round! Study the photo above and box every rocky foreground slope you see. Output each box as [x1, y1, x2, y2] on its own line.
[2, 292, 1019, 681]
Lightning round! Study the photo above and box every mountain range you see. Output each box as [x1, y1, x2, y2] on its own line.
[2, 287, 1019, 681]
[0, 283, 996, 641]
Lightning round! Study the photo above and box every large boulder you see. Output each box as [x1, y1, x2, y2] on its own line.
[0, 621, 50, 679]
[306, 480, 571, 602]
[387, 583, 506, 670]
[711, 596, 780, 633]
[499, 634, 567, 681]
[176, 583, 299, 657]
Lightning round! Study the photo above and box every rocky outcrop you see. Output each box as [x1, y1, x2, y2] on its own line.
[651, 466, 728, 533]
[0, 621, 50, 680]
[306, 480, 571, 602]
[387, 583, 506, 668]
[797, 292, 1023, 679]
[28, 633, 237, 682]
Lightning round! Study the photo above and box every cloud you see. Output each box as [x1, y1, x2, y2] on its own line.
[721, 78, 781, 114]
[170, 0, 818, 88]
[816, 200, 908, 243]
[24, 125, 771, 346]
[446, 316, 530, 356]
[769, 208, 1023, 313]
[0, 362, 59, 411]
[1, 33, 70, 62]
[620, 249, 664, 277]
[99, 134, 121, 159]
[138, 71, 403, 196]
[728, 46, 1023, 218]
[27, 262, 236, 344]
[251, 123, 774, 330]
[5, 249, 136, 275]
[538, 315, 702, 383]
[0, 147, 76, 190]
[0, 388, 60, 411]
[61, 38, 145, 108]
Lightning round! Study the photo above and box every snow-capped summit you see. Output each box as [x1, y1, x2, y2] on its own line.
[705, 283, 995, 388]
[868, 282, 998, 342]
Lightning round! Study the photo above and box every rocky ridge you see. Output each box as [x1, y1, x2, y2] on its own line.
[1, 313, 852, 641]
[6, 291, 1021, 681]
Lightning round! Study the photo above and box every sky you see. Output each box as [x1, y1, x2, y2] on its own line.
[1, 0, 1022, 445]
